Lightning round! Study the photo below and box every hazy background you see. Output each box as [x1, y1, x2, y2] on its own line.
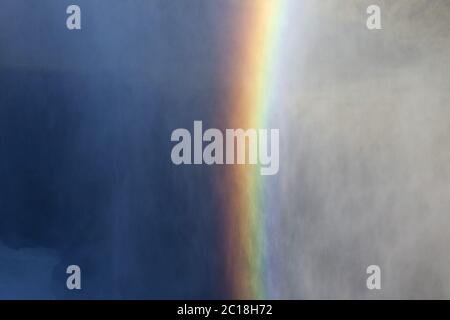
[271, 0, 450, 299]
[0, 0, 449, 299]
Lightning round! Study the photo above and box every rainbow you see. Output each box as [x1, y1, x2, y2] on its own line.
[222, 1, 286, 299]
